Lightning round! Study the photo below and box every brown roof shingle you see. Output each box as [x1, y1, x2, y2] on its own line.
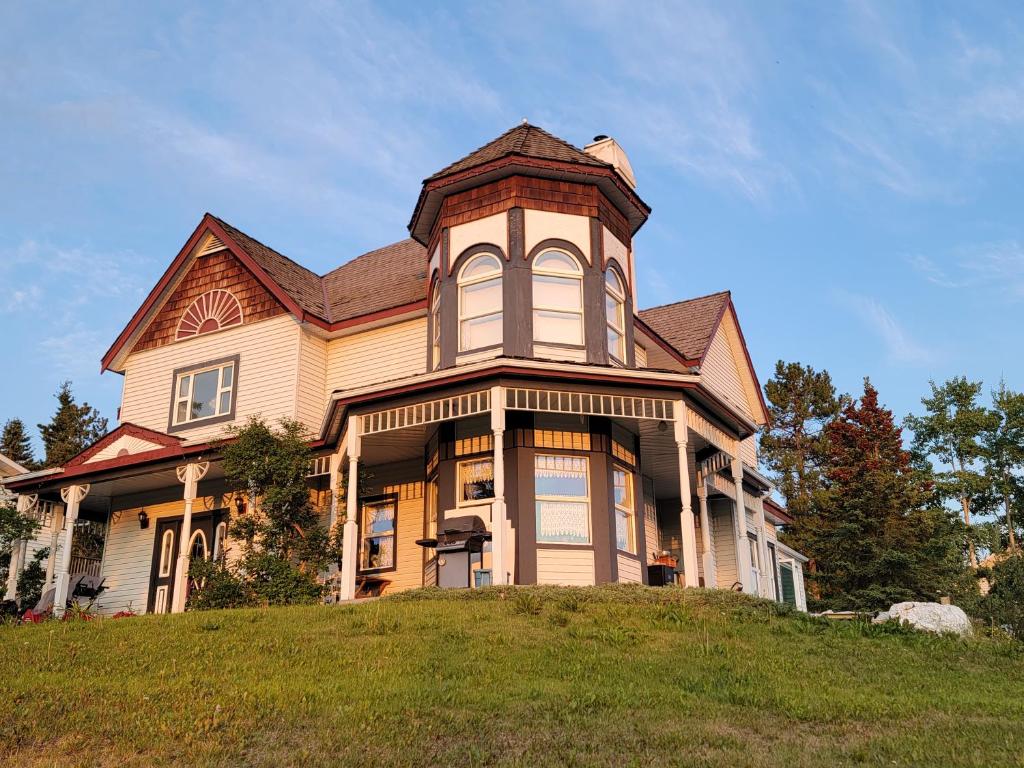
[638, 291, 731, 362]
[322, 239, 427, 323]
[426, 123, 609, 181]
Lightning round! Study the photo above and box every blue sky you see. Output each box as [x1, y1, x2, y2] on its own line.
[1, 1, 1022, 456]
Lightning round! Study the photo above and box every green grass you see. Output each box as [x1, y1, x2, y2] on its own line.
[2, 586, 1023, 767]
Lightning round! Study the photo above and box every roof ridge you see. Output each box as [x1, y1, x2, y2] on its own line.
[639, 289, 731, 314]
[209, 213, 323, 283]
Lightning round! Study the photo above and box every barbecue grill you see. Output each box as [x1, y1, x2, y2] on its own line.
[416, 513, 492, 588]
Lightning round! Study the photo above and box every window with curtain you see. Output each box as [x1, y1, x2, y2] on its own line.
[532, 250, 584, 346]
[613, 467, 636, 553]
[458, 458, 494, 503]
[605, 268, 626, 362]
[458, 253, 503, 352]
[360, 499, 397, 571]
[535, 454, 590, 544]
[430, 281, 441, 369]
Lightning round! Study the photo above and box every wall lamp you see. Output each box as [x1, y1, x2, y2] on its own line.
[138, 509, 150, 530]
[233, 494, 247, 516]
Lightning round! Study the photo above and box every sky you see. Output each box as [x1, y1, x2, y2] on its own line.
[1, 1, 1023, 458]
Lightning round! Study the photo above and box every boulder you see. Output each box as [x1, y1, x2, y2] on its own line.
[873, 601, 973, 637]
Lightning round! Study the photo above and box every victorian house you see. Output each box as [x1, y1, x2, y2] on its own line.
[3, 124, 808, 616]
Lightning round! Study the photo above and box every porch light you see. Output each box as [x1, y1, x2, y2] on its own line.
[138, 509, 149, 529]
[234, 494, 247, 516]
[657, 420, 668, 433]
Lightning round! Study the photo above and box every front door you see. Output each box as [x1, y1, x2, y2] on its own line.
[147, 511, 225, 613]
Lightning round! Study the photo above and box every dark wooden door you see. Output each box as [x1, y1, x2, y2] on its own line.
[147, 518, 181, 613]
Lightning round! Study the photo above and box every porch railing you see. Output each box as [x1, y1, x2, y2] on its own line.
[70, 555, 102, 578]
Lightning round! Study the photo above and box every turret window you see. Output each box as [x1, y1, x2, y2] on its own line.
[458, 254, 503, 352]
[429, 280, 441, 369]
[532, 250, 584, 346]
[605, 269, 626, 362]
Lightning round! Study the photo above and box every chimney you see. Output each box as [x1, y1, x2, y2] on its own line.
[584, 135, 637, 189]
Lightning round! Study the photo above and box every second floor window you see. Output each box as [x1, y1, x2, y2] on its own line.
[533, 250, 583, 346]
[172, 359, 235, 426]
[430, 282, 441, 369]
[605, 269, 626, 362]
[458, 253, 503, 352]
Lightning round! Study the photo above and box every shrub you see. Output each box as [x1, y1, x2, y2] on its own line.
[980, 552, 1024, 639]
[16, 548, 49, 609]
[187, 557, 255, 611]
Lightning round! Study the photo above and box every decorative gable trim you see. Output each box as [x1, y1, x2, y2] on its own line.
[65, 423, 183, 468]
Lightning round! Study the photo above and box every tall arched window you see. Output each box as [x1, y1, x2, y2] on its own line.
[533, 250, 584, 346]
[605, 268, 626, 362]
[429, 278, 441, 369]
[458, 254, 503, 352]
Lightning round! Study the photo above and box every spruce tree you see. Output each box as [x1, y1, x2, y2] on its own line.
[759, 361, 844, 557]
[0, 418, 36, 470]
[37, 381, 108, 468]
[906, 377, 998, 567]
[813, 379, 965, 610]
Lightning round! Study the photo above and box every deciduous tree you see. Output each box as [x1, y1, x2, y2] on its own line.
[982, 381, 1024, 552]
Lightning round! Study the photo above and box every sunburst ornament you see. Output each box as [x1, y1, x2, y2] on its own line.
[176, 289, 243, 340]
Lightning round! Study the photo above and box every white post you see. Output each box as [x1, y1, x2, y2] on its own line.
[672, 401, 700, 587]
[172, 462, 209, 613]
[3, 495, 32, 600]
[490, 385, 506, 585]
[731, 458, 754, 594]
[754, 495, 773, 598]
[340, 416, 360, 601]
[696, 482, 716, 588]
[45, 503, 65, 590]
[54, 485, 90, 616]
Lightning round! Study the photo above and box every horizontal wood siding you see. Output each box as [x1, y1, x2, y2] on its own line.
[296, 329, 328, 433]
[120, 314, 301, 442]
[362, 461, 425, 594]
[325, 318, 427, 394]
[536, 547, 595, 585]
[617, 554, 642, 583]
[701, 327, 753, 420]
[711, 501, 738, 589]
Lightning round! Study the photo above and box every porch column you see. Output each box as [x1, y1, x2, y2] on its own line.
[754, 495, 773, 598]
[731, 458, 754, 594]
[490, 385, 507, 586]
[340, 416, 360, 601]
[672, 401, 700, 587]
[45, 503, 66, 590]
[3, 495, 33, 599]
[54, 484, 90, 616]
[171, 462, 209, 613]
[696, 481, 716, 588]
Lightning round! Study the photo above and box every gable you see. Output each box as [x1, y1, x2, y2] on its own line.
[84, 434, 167, 463]
[131, 244, 287, 356]
[65, 423, 183, 468]
[701, 309, 767, 425]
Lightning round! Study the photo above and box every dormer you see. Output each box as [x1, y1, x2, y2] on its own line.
[412, 124, 651, 371]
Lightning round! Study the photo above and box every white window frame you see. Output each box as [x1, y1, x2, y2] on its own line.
[613, 465, 636, 554]
[360, 497, 397, 572]
[171, 360, 236, 427]
[457, 457, 495, 506]
[430, 281, 441, 369]
[535, 453, 591, 545]
[158, 529, 174, 578]
[605, 268, 627, 363]
[532, 250, 584, 347]
[458, 253, 503, 353]
[213, 522, 228, 560]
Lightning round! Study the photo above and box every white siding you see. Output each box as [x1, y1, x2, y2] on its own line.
[536, 548, 595, 585]
[711, 502, 738, 588]
[296, 329, 328, 433]
[617, 554, 642, 583]
[524, 210, 591, 264]
[701, 328, 752, 420]
[740, 435, 758, 466]
[635, 344, 648, 369]
[449, 213, 508, 268]
[325, 318, 427, 393]
[120, 314, 301, 443]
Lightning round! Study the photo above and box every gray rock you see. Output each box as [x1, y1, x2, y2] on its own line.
[872, 601, 973, 637]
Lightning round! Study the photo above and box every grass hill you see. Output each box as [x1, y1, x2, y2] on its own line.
[1, 586, 1022, 767]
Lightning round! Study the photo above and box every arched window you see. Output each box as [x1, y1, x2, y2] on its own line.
[188, 529, 208, 561]
[213, 522, 228, 561]
[158, 529, 175, 577]
[429, 278, 441, 369]
[533, 250, 584, 346]
[605, 268, 626, 362]
[458, 254, 503, 352]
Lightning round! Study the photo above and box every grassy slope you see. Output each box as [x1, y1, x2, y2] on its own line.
[1, 586, 1022, 768]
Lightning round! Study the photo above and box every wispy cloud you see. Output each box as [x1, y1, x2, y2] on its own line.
[835, 290, 932, 364]
[908, 241, 1024, 297]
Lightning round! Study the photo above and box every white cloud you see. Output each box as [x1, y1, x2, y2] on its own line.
[836, 290, 932, 364]
[908, 241, 1024, 297]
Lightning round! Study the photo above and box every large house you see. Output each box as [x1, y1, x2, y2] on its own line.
[3, 124, 808, 616]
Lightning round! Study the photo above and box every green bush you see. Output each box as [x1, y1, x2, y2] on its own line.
[16, 548, 49, 608]
[980, 552, 1024, 639]
[187, 557, 254, 610]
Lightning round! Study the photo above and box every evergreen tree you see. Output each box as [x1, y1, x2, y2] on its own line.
[906, 377, 998, 567]
[812, 380, 965, 610]
[0, 418, 36, 470]
[37, 381, 108, 468]
[983, 382, 1024, 552]
[759, 361, 844, 556]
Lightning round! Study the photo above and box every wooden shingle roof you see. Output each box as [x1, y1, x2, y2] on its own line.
[638, 291, 731, 363]
[322, 239, 427, 323]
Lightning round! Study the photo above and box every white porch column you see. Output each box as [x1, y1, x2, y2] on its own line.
[731, 458, 754, 594]
[696, 482, 716, 588]
[754, 495, 773, 598]
[489, 385, 507, 586]
[171, 462, 209, 613]
[340, 416, 360, 601]
[45, 503, 66, 590]
[3, 495, 33, 600]
[672, 401, 700, 587]
[54, 485, 90, 616]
